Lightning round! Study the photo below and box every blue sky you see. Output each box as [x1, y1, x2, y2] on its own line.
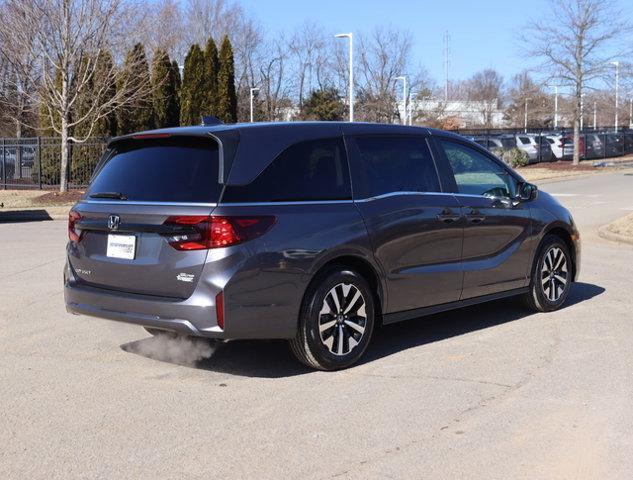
[240, 0, 630, 85]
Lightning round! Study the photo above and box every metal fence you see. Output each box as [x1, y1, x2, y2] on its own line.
[0, 137, 108, 190]
[2, 128, 633, 189]
[451, 126, 633, 164]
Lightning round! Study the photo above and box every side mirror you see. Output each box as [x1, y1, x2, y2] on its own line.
[517, 182, 538, 202]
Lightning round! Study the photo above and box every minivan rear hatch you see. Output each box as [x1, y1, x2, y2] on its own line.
[68, 135, 222, 299]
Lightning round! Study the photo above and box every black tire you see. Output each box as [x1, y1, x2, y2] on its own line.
[522, 234, 573, 312]
[289, 267, 375, 371]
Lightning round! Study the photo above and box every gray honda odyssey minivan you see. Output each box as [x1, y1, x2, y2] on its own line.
[65, 122, 580, 370]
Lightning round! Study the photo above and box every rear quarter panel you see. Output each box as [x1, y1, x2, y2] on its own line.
[213, 202, 375, 339]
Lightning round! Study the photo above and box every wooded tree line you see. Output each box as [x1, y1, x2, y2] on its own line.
[0, 0, 632, 186]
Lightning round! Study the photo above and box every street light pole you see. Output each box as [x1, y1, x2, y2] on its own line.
[524, 97, 531, 133]
[593, 101, 597, 130]
[580, 93, 585, 131]
[629, 97, 632, 129]
[395, 76, 407, 125]
[249, 87, 259, 123]
[553, 86, 559, 129]
[335, 33, 354, 122]
[612, 61, 620, 132]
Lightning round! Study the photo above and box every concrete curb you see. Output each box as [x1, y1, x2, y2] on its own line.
[598, 224, 633, 245]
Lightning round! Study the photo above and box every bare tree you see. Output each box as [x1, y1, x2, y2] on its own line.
[0, 1, 40, 137]
[258, 40, 292, 121]
[524, 0, 632, 164]
[0, 0, 153, 192]
[505, 71, 552, 127]
[465, 69, 504, 127]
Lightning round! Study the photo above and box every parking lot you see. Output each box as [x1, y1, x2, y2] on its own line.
[1, 171, 633, 479]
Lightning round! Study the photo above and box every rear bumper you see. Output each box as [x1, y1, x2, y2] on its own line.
[64, 260, 225, 339]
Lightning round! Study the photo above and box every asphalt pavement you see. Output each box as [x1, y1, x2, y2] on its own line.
[1, 171, 633, 479]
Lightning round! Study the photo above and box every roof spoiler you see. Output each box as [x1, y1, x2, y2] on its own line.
[201, 116, 223, 126]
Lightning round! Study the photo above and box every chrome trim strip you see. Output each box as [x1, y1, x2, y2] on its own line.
[81, 200, 218, 207]
[219, 199, 354, 206]
[354, 191, 451, 202]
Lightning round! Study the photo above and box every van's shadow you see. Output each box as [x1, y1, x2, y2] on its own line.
[122, 282, 604, 379]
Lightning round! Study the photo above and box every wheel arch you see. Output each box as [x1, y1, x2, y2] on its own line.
[306, 254, 385, 321]
[542, 225, 577, 281]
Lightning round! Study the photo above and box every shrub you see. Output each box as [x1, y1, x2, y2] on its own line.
[497, 148, 529, 168]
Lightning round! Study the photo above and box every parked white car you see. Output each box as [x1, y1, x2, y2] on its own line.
[545, 135, 568, 159]
[516, 134, 553, 163]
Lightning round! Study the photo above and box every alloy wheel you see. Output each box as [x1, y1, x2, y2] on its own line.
[540, 246, 568, 302]
[318, 283, 367, 356]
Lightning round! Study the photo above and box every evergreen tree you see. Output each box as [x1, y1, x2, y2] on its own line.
[217, 36, 237, 123]
[152, 49, 180, 128]
[180, 44, 206, 125]
[116, 43, 154, 135]
[171, 60, 182, 94]
[202, 38, 219, 116]
[70, 51, 116, 184]
[299, 88, 346, 121]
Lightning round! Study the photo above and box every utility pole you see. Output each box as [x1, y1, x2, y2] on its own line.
[335, 33, 354, 122]
[553, 85, 559, 129]
[629, 97, 632, 129]
[249, 87, 259, 123]
[612, 61, 620, 132]
[395, 76, 407, 125]
[580, 94, 585, 131]
[593, 101, 597, 130]
[443, 31, 449, 102]
[524, 97, 531, 133]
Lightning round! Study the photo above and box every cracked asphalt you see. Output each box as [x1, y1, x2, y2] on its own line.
[1, 171, 633, 479]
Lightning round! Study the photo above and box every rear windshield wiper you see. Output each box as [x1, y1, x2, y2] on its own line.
[89, 191, 128, 200]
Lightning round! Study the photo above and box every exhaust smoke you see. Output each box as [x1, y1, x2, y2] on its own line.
[124, 333, 217, 367]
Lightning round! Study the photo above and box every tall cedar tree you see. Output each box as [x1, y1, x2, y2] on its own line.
[74, 50, 117, 138]
[180, 44, 206, 125]
[171, 60, 182, 94]
[217, 36, 237, 123]
[202, 38, 219, 116]
[116, 44, 154, 135]
[152, 49, 180, 128]
[70, 50, 117, 184]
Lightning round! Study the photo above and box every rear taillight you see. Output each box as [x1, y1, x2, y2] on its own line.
[68, 210, 82, 242]
[215, 291, 224, 329]
[163, 215, 276, 250]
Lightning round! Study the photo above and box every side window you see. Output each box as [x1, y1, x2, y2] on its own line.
[353, 136, 440, 198]
[221, 138, 351, 202]
[439, 140, 516, 198]
[519, 136, 530, 145]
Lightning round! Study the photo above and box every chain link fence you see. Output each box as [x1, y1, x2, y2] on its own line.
[450, 126, 633, 164]
[1, 137, 108, 190]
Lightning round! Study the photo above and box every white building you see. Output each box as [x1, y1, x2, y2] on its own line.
[402, 98, 506, 128]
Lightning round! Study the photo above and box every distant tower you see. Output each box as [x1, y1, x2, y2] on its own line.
[443, 31, 450, 102]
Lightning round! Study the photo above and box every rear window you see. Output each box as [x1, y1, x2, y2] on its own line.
[87, 137, 221, 203]
[519, 137, 530, 145]
[221, 138, 351, 202]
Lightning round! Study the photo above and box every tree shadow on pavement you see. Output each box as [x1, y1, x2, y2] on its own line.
[122, 282, 604, 379]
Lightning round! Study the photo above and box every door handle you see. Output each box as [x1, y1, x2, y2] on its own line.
[436, 209, 461, 223]
[465, 208, 486, 224]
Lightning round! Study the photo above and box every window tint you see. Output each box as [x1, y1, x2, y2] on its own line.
[87, 137, 221, 203]
[353, 136, 440, 198]
[221, 138, 350, 202]
[439, 140, 516, 198]
[519, 137, 530, 145]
